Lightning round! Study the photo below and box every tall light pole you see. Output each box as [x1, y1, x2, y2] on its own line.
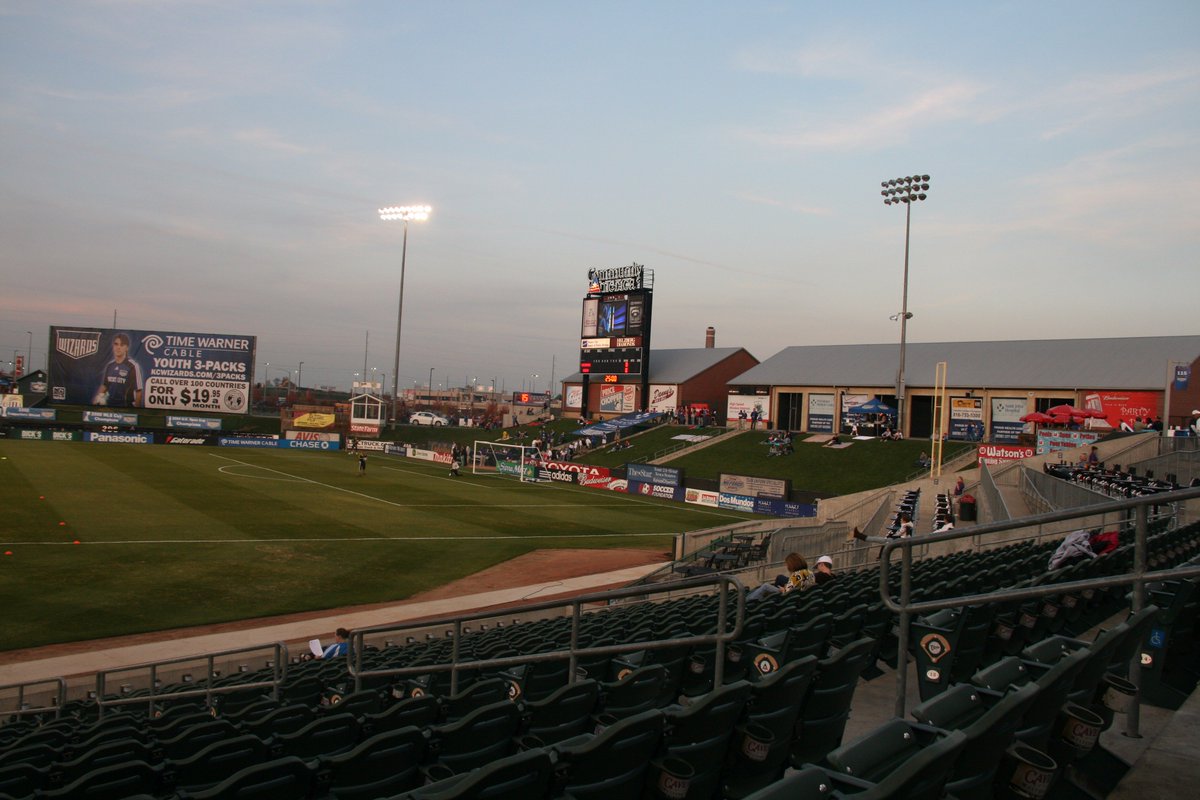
[881, 174, 930, 436]
[25, 331, 32, 374]
[379, 204, 432, 424]
[428, 366, 435, 406]
[297, 362, 304, 393]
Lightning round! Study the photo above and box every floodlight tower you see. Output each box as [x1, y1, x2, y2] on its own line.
[379, 204, 433, 424]
[881, 174, 930, 436]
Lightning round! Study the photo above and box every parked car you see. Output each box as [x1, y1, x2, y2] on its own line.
[409, 411, 450, 426]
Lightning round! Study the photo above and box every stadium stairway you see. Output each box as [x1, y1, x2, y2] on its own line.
[0, 562, 667, 689]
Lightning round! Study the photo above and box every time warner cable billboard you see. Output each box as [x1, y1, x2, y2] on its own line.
[49, 327, 256, 414]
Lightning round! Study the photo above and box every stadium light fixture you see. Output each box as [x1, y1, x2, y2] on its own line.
[26, 331, 32, 374]
[379, 204, 433, 425]
[880, 174, 931, 436]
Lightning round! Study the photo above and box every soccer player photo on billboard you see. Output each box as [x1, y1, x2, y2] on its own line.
[95, 333, 144, 407]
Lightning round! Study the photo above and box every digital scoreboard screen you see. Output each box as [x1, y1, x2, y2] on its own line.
[581, 294, 645, 338]
[580, 348, 643, 376]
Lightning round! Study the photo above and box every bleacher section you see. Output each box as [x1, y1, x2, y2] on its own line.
[2, 515, 1199, 798]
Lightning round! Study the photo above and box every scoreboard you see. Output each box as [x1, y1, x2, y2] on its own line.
[579, 349, 643, 376]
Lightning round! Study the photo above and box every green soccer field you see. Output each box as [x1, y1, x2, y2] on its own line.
[0, 440, 757, 650]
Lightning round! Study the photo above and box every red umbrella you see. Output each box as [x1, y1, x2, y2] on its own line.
[1046, 404, 1084, 417]
[1020, 412, 1055, 424]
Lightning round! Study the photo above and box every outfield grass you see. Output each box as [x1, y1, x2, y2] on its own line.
[575, 424, 728, 468]
[665, 432, 975, 496]
[0, 439, 757, 650]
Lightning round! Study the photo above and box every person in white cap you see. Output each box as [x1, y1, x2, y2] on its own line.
[814, 555, 837, 585]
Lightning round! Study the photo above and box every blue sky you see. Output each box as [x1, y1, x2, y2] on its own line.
[2, 1, 1197, 394]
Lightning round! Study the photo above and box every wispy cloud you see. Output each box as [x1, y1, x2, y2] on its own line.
[233, 128, 315, 157]
[734, 191, 829, 215]
[738, 80, 986, 151]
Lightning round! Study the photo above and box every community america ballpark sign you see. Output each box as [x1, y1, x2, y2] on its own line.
[49, 326, 256, 414]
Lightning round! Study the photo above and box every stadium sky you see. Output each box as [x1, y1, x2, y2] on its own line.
[2, 1, 1198, 396]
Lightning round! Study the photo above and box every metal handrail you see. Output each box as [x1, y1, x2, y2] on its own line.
[0, 677, 67, 720]
[94, 641, 290, 717]
[349, 574, 745, 695]
[871, 484, 1200, 721]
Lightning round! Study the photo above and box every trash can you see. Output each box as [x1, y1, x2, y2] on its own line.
[959, 494, 977, 522]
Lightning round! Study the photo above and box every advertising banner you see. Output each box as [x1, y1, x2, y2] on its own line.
[218, 435, 279, 448]
[648, 384, 678, 413]
[628, 481, 687, 501]
[17, 429, 80, 441]
[1174, 365, 1191, 391]
[807, 393, 835, 433]
[84, 431, 153, 444]
[599, 385, 636, 413]
[977, 443, 1036, 465]
[3, 407, 57, 420]
[536, 467, 578, 484]
[83, 410, 139, 426]
[1037, 429, 1101, 454]
[627, 463, 683, 487]
[990, 398, 1028, 444]
[281, 438, 341, 451]
[949, 397, 985, 441]
[544, 461, 611, 479]
[163, 434, 212, 446]
[753, 498, 818, 518]
[839, 393, 869, 430]
[285, 431, 340, 442]
[167, 415, 222, 430]
[1, 395, 23, 410]
[719, 473, 789, 500]
[684, 488, 720, 507]
[718, 492, 757, 512]
[350, 423, 381, 435]
[565, 385, 583, 409]
[1079, 390, 1162, 430]
[49, 326, 255, 414]
[293, 412, 336, 429]
[726, 394, 770, 425]
[351, 439, 392, 452]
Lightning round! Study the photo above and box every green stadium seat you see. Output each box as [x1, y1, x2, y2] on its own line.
[661, 680, 752, 799]
[40, 760, 164, 800]
[174, 755, 317, 799]
[274, 711, 360, 760]
[317, 726, 427, 800]
[168, 733, 273, 792]
[789, 637, 876, 767]
[551, 708, 666, 800]
[598, 664, 670, 719]
[522, 678, 601, 745]
[427, 699, 522, 774]
[401, 748, 554, 800]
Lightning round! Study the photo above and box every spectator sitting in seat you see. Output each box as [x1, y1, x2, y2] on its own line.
[782, 553, 814, 593]
[746, 574, 789, 602]
[319, 628, 350, 659]
[813, 555, 837, 585]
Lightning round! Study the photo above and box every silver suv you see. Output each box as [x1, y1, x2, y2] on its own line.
[409, 411, 449, 426]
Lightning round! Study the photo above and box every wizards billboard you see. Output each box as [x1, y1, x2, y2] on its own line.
[49, 327, 256, 414]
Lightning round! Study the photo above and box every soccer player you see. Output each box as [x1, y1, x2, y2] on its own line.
[95, 333, 143, 407]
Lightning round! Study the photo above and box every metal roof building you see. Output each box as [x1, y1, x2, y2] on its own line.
[727, 335, 1200, 439]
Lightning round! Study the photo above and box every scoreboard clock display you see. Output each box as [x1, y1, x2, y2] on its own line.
[580, 348, 643, 376]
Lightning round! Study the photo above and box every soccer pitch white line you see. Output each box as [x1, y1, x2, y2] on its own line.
[1, 532, 674, 546]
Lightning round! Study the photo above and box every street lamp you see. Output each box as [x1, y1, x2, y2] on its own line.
[379, 204, 433, 423]
[881, 174, 931, 436]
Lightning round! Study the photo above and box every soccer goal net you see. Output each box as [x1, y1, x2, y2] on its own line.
[472, 440, 539, 481]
